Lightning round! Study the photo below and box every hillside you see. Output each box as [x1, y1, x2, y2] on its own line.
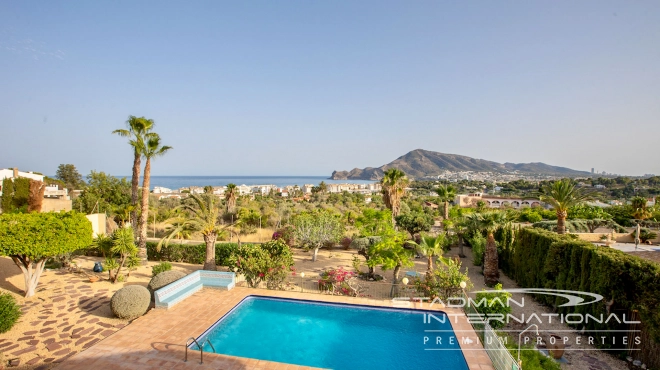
[330, 149, 591, 180]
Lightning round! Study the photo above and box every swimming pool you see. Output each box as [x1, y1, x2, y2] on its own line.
[193, 296, 468, 370]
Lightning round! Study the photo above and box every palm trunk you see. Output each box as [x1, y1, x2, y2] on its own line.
[483, 233, 500, 287]
[131, 150, 141, 231]
[427, 255, 433, 273]
[312, 246, 320, 262]
[458, 234, 465, 258]
[11, 256, 46, 298]
[203, 232, 217, 270]
[444, 201, 449, 220]
[557, 211, 567, 234]
[138, 158, 151, 264]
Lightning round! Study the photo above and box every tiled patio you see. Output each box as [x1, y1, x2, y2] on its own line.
[56, 287, 493, 370]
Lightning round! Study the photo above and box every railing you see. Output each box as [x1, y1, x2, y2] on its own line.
[462, 292, 519, 370]
[184, 337, 216, 364]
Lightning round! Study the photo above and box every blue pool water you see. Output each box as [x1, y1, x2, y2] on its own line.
[195, 296, 468, 370]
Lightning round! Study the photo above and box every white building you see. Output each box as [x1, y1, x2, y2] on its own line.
[153, 186, 173, 194]
[0, 168, 45, 196]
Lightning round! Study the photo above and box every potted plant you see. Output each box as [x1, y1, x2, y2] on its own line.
[89, 275, 100, 283]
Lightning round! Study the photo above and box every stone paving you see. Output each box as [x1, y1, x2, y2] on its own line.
[55, 287, 494, 370]
[0, 271, 128, 369]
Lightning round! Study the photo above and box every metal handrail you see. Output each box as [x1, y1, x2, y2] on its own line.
[184, 337, 216, 364]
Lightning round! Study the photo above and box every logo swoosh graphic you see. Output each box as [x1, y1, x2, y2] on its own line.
[470, 289, 603, 307]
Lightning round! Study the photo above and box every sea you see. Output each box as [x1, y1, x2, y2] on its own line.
[122, 176, 375, 191]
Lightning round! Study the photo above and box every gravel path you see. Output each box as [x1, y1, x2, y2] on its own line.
[453, 246, 629, 370]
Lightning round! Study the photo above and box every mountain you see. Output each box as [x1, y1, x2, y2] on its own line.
[330, 149, 591, 180]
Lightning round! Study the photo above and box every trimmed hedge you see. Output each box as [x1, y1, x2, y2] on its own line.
[500, 227, 660, 349]
[110, 285, 150, 320]
[146, 242, 240, 266]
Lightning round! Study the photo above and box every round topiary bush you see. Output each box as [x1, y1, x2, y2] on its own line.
[110, 285, 150, 320]
[0, 293, 21, 333]
[147, 270, 187, 299]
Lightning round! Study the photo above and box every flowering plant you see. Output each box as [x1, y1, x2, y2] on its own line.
[318, 267, 356, 296]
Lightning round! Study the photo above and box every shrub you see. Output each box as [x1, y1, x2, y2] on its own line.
[147, 242, 238, 266]
[151, 262, 172, 277]
[413, 257, 472, 300]
[272, 225, 296, 247]
[0, 293, 21, 333]
[147, 270, 187, 300]
[229, 239, 294, 289]
[636, 229, 658, 243]
[318, 267, 355, 296]
[110, 285, 150, 320]
[473, 283, 511, 329]
[340, 236, 353, 250]
[468, 234, 486, 266]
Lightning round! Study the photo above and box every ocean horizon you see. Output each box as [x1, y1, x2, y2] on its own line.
[118, 176, 375, 190]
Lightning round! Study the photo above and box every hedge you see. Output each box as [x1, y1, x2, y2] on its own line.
[146, 242, 242, 267]
[500, 228, 660, 350]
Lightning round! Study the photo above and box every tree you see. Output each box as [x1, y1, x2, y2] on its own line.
[538, 179, 591, 234]
[228, 240, 294, 289]
[73, 171, 131, 216]
[203, 185, 213, 194]
[138, 134, 172, 263]
[112, 116, 155, 229]
[411, 234, 446, 276]
[0, 212, 92, 297]
[349, 236, 382, 279]
[55, 164, 85, 192]
[368, 233, 414, 296]
[435, 184, 456, 220]
[381, 168, 409, 224]
[395, 212, 434, 239]
[225, 183, 238, 213]
[108, 226, 138, 283]
[355, 209, 393, 236]
[478, 211, 508, 287]
[293, 210, 344, 262]
[159, 194, 228, 271]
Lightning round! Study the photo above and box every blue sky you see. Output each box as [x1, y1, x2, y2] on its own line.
[1, 1, 659, 177]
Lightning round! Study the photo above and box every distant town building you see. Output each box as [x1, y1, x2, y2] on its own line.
[455, 193, 542, 209]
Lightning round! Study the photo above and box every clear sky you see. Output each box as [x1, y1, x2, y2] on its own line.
[1, 1, 659, 177]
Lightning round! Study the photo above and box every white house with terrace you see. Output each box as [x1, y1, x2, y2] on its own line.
[455, 192, 543, 209]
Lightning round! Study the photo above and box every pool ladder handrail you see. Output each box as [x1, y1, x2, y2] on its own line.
[184, 337, 216, 364]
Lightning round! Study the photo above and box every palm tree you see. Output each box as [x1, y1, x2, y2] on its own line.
[138, 134, 172, 263]
[318, 181, 328, 194]
[631, 196, 651, 220]
[112, 116, 155, 229]
[435, 184, 456, 220]
[225, 183, 238, 213]
[381, 168, 409, 225]
[412, 234, 446, 276]
[479, 211, 508, 287]
[538, 179, 591, 234]
[159, 194, 235, 271]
